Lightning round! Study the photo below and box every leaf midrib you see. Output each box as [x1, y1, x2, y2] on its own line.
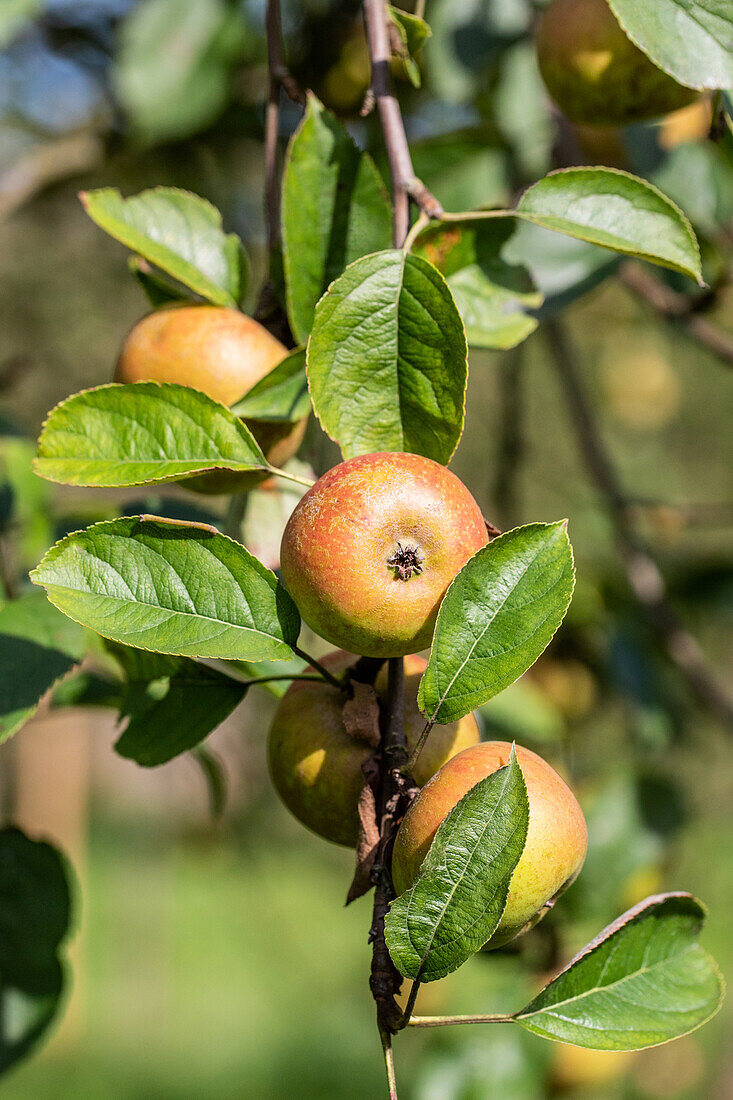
[518, 942, 700, 1020]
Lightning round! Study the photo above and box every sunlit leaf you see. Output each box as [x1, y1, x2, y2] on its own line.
[31, 516, 300, 662]
[307, 250, 467, 464]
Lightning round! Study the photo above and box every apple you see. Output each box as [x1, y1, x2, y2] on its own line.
[268, 651, 481, 846]
[280, 452, 489, 657]
[536, 0, 697, 127]
[115, 305, 306, 491]
[391, 741, 587, 948]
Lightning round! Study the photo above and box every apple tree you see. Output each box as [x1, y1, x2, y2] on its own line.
[0, 0, 731, 1093]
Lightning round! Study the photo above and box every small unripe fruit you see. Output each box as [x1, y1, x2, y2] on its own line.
[536, 0, 697, 127]
[392, 741, 587, 948]
[280, 452, 489, 658]
[268, 651, 481, 846]
[115, 305, 306, 491]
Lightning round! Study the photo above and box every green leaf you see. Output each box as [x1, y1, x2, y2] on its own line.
[415, 220, 542, 350]
[113, 0, 246, 142]
[0, 827, 72, 1076]
[128, 256, 195, 308]
[307, 250, 467, 464]
[35, 383, 268, 488]
[0, 436, 53, 568]
[80, 187, 246, 307]
[30, 516, 300, 662]
[281, 94, 392, 344]
[108, 643, 246, 766]
[385, 748, 529, 982]
[230, 349, 311, 423]
[514, 894, 723, 1050]
[388, 6, 432, 87]
[418, 523, 575, 724]
[516, 168, 702, 284]
[608, 0, 733, 92]
[0, 591, 87, 743]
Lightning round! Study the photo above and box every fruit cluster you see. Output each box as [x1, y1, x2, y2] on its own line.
[118, 300, 587, 951]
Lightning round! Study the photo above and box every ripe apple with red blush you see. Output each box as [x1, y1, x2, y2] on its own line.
[115, 304, 306, 492]
[391, 741, 587, 949]
[279, 451, 490, 658]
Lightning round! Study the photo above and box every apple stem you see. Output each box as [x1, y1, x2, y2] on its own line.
[380, 1029, 398, 1100]
[195, 658, 330, 688]
[407, 1014, 513, 1028]
[291, 645, 347, 689]
[267, 465, 316, 489]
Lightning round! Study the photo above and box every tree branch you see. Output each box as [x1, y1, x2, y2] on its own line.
[619, 261, 733, 369]
[362, 0, 442, 245]
[263, 0, 304, 253]
[369, 657, 410, 1036]
[545, 318, 733, 730]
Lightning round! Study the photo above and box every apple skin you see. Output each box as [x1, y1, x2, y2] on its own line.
[268, 651, 481, 847]
[391, 741, 587, 949]
[536, 0, 697, 127]
[280, 452, 489, 658]
[115, 305, 306, 492]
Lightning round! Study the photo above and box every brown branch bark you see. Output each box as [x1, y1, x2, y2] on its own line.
[545, 318, 733, 730]
[362, 0, 442, 246]
[368, 657, 418, 1040]
[619, 261, 733, 369]
[257, 0, 301, 344]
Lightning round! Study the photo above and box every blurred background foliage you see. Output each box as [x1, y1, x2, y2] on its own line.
[0, 0, 732, 1096]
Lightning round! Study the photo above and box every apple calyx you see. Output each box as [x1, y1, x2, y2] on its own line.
[387, 542, 425, 581]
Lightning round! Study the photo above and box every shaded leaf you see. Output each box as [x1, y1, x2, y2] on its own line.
[35, 383, 268, 489]
[282, 94, 392, 344]
[231, 349, 311, 423]
[516, 168, 702, 283]
[307, 250, 467, 464]
[0, 828, 72, 1076]
[30, 516, 300, 662]
[415, 219, 541, 349]
[0, 591, 87, 743]
[515, 894, 723, 1050]
[108, 643, 246, 766]
[418, 523, 575, 724]
[128, 256, 195, 308]
[81, 187, 246, 306]
[385, 748, 529, 981]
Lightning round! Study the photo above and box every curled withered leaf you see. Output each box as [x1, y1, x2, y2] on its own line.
[346, 755, 381, 905]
